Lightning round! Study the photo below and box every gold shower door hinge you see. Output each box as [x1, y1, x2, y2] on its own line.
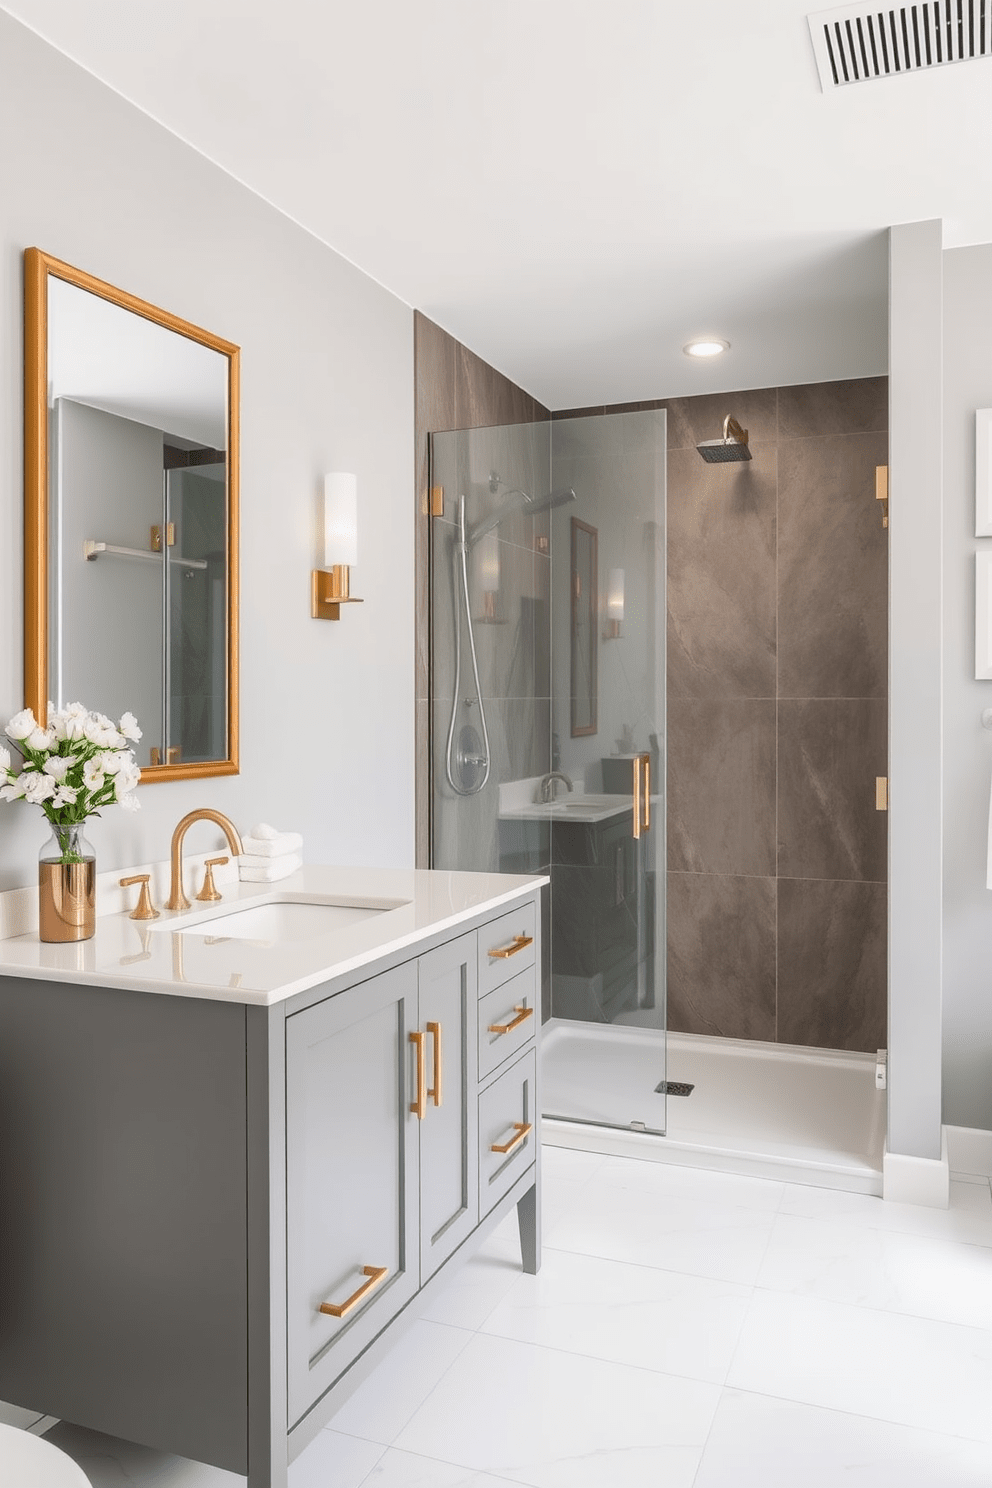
[876, 776, 888, 811]
[151, 523, 176, 550]
[428, 486, 444, 516]
[875, 466, 888, 528]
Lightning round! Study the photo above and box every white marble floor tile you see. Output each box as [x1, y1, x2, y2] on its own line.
[594, 1156, 786, 1213]
[293, 1429, 385, 1487]
[361, 1447, 521, 1485]
[539, 1145, 607, 1184]
[545, 1175, 778, 1285]
[727, 1289, 992, 1443]
[418, 1238, 524, 1331]
[757, 1213, 992, 1328]
[393, 1331, 719, 1488]
[693, 1388, 992, 1487]
[780, 1177, 992, 1245]
[481, 1246, 751, 1384]
[328, 1320, 473, 1446]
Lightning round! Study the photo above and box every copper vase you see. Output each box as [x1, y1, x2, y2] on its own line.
[38, 825, 96, 943]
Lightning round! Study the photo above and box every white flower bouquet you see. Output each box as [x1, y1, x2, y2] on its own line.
[0, 703, 142, 861]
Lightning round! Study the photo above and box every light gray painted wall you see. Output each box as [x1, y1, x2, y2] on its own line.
[888, 221, 944, 1159]
[941, 244, 992, 1132]
[0, 15, 414, 887]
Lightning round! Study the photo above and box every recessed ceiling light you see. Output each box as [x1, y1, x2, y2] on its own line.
[683, 338, 730, 359]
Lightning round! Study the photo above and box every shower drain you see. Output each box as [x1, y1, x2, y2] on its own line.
[655, 1080, 694, 1097]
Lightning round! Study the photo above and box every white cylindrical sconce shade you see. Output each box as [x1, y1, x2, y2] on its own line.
[477, 532, 500, 594]
[606, 568, 625, 623]
[324, 472, 358, 567]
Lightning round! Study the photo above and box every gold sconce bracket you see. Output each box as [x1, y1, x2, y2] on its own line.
[311, 564, 364, 621]
[876, 465, 889, 528]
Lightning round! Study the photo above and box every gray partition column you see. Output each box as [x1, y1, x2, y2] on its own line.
[887, 219, 946, 1199]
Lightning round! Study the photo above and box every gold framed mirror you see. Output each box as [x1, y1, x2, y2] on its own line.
[24, 248, 239, 782]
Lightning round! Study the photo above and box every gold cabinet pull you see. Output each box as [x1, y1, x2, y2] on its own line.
[318, 1264, 388, 1319]
[491, 1121, 532, 1156]
[427, 1020, 442, 1107]
[633, 754, 642, 840]
[488, 1004, 534, 1036]
[641, 752, 651, 832]
[487, 933, 533, 960]
[409, 1031, 426, 1120]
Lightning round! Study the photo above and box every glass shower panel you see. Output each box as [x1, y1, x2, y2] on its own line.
[544, 408, 668, 1133]
[166, 461, 228, 766]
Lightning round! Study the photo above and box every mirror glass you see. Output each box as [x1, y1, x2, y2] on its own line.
[570, 516, 598, 736]
[25, 251, 239, 780]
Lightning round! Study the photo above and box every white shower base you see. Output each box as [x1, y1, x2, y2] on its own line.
[541, 1019, 886, 1194]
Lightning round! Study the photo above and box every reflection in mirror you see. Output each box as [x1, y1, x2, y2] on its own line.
[570, 516, 598, 737]
[25, 250, 239, 780]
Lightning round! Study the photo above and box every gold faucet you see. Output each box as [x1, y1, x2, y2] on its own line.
[166, 809, 244, 912]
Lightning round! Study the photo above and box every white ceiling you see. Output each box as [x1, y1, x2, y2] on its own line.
[5, 0, 991, 408]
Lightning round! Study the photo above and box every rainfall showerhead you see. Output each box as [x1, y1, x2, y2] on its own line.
[696, 416, 752, 464]
[465, 485, 576, 547]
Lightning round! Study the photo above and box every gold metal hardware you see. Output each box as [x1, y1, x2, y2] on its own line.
[311, 564, 364, 621]
[196, 856, 229, 902]
[318, 1265, 388, 1319]
[633, 754, 642, 840]
[166, 809, 244, 912]
[149, 747, 161, 767]
[488, 1004, 534, 1036]
[431, 485, 444, 516]
[166, 746, 182, 765]
[641, 752, 651, 832]
[487, 933, 534, 960]
[427, 1021, 442, 1107]
[150, 523, 176, 551]
[409, 1030, 427, 1119]
[23, 248, 241, 786]
[491, 1121, 532, 1156]
[120, 873, 159, 920]
[39, 857, 96, 942]
[876, 776, 888, 811]
[876, 465, 889, 528]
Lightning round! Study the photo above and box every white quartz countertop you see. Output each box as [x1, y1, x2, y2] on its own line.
[0, 865, 547, 1007]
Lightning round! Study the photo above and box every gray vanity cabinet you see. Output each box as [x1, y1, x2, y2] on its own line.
[285, 960, 421, 1424]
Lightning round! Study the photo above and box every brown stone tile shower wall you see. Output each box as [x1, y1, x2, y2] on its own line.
[665, 377, 888, 1053]
[564, 377, 888, 1053]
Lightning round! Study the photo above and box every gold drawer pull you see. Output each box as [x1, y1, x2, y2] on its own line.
[491, 1121, 532, 1155]
[409, 1031, 426, 1120]
[488, 933, 533, 960]
[319, 1264, 388, 1318]
[488, 1004, 534, 1036]
[427, 1020, 442, 1107]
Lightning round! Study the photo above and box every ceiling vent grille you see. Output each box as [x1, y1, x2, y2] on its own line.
[808, 0, 992, 87]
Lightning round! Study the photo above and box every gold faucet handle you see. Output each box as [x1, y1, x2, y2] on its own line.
[120, 874, 159, 921]
[196, 856, 229, 902]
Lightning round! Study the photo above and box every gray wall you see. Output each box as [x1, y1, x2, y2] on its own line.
[942, 243, 992, 1132]
[0, 14, 414, 885]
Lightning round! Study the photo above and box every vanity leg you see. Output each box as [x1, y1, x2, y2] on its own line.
[516, 1180, 541, 1275]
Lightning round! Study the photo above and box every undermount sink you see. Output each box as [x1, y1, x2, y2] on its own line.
[151, 893, 409, 945]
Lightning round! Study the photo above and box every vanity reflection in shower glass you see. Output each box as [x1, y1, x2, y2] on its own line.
[429, 411, 668, 1133]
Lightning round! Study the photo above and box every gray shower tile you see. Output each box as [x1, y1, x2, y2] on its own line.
[778, 376, 888, 440]
[667, 699, 777, 876]
[777, 878, 887, 1052]
[667, 872, 777, 1041]
[777, 699, 888, 883]
[662, 388, 778, 451]
[667, 443, 777, 699]
[778, 430, 888, 699]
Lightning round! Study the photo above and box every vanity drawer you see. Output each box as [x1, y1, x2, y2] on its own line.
[478, 1049, 537, 1218]
[478, 901, 537, 998]
[478, 968, 537, 1081]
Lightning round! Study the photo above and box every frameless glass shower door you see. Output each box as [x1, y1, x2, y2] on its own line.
[429, 409, 667, 1134]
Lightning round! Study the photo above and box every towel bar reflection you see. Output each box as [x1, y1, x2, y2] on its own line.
[84, 540, 207, 572]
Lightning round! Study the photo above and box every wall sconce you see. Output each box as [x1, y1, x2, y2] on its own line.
[312, 472, 363, 620]
[604, 568, 625, 639]
[475, 532, 503, 623]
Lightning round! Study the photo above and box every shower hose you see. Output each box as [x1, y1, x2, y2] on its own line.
[444, 494, 491, 796]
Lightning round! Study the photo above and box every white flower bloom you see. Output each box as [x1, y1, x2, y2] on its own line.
[0, 744, 10, 775]
[0, 778, 26, 801]
[25, 725, 56, 752]
[5, 708, 37, 741]
[118, 712, 142, 741]
[82, 759, 105, 792]
[119, 791, 141, 812]
[97, 750, 123, 775]
[43, 755, 71, 782]
[58, 712, 86, 741]
[22, 772, 56, 803]
[115, 765, 141, 800]
[52, 785, 78, 807]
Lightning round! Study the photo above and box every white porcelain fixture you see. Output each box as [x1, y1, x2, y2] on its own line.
[0, 1423, 90, 1486]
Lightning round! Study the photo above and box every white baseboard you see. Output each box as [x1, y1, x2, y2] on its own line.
[883, 1128, 950, 1208]
[945, 1124, 992, 1179]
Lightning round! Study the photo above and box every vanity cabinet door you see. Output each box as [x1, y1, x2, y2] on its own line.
[417, 933, 479, 1281]
[285, 962, 419, 1425]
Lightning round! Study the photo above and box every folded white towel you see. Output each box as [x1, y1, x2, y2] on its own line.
[242, 825, 303, 858]
[238, 853, 302, 884]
